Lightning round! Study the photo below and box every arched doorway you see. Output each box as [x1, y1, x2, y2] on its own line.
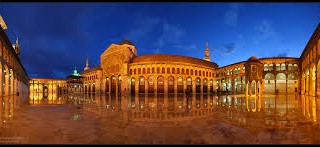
[105, 77, 109, 93]
[168, 76, 174, 93]
[139, 76, 145, 93]
[196, 77, 200, 93]
[209, 79, 213, 93]
[111, 76, 116, 93]
[234, 76, 241, 94]
[157, 76, 164, 93]
[186, 77, 192, 92]
[131, 78, 135, 94]
[92, 83, 96, 93]
[251, 81, 256, 95]
[148, 76, 154, 93]
[276, 73, 286, 94]
[43, 86, 48, 98]
[118, 76, 122, 94]
[264, 73, 275, 94]
[288, 73, 298, 94]
[203, 78, 208, 93]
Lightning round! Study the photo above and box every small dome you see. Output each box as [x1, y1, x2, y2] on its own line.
[119, 40, 134, 46]
[247, 56, 262, 63]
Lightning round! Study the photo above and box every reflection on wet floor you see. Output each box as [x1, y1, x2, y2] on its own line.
[1, 93, 320, 144]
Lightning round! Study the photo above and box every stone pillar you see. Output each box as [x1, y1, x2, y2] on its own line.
[309, 73, 311, 96]
[231, 78, 235, 94]
[154, 78, 158, 94]
[135, 77, 139, 94]
[200, 79, 203, 93]
[145, 81, 148, 94]
[108, 79, 111, 94]
[207, 81, 210, 95]
[261, 80, 264, 96]
[5, 72, 9, 96]
[249, 82, 252, 96]
[164, 77, 168, 94]
[183, 80, 187, 95]
[174, 77, 177, 94]
[115, 76, 119, 96]
[245, 82, 248, 96]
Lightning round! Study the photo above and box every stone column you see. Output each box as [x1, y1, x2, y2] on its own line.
[135, 77, 139, 94]
[249, 82, 252, 96]
[154, 77, 158, 94]
[200, 79, 203, 94]
[145, 80, 149, 94]
[261, 80, 264, 96]
[245, 82, 248, 96]
[174, 77, 177, 94]
[109, 79, 111, 94]
[164, 77, 168, 94]
[183, 80, 187, 95]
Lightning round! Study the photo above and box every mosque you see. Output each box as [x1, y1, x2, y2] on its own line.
[29, 23, 320, 98]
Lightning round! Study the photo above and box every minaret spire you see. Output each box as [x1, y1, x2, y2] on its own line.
[13, 37, 20, 55]
[84, 56, 90, 70]
[204, 41, 211, 62]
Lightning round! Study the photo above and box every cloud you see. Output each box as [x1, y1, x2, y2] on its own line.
[224, 4, 238, 27]
[218, 42, 237, 54]
[276, 52, 288, 57]
[253, 20, 278, 45]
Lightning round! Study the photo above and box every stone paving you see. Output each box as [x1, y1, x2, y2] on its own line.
[0, 94, 319, 144]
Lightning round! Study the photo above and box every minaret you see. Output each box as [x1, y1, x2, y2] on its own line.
[84, 57, 90, 70]
[204, 41, 211, 61]
[13, 37, 20, 55]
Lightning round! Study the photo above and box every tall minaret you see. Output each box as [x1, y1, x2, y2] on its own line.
[204, 41, 211, 61]
[13, 37, 20, 55]
[84, 57, 90, 70]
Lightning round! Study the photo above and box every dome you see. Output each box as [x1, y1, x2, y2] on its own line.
[247, 56, 262, 63]
[131, 54, 218, 68]
[119, 40, 134, 46]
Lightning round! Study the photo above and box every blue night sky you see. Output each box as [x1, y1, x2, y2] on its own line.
[1, 3, 320, 78]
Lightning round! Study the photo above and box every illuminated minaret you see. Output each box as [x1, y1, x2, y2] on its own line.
[204, 41, 211, 62]
[84, 57, 90, 71]
[13, 37, 20, 55]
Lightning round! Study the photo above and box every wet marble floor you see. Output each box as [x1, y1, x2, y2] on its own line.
[0, 93, 320, 144]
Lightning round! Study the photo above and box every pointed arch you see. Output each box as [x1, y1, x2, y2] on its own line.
[139, 76, 145, 93]
[168, 76, 174, 93]
[157, 76, 164, 93]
